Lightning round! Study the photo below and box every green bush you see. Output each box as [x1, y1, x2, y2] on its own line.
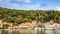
[2, 24, 9, 29]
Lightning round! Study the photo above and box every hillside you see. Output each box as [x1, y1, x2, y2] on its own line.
[0, 7, 60, 26]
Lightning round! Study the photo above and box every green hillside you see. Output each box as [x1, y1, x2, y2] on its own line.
[0, 7, 60, 25]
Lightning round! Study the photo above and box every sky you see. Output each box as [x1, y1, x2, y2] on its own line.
[0, 0, 60, 10]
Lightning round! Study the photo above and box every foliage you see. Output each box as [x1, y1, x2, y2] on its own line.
[0, 7, 60, 25]
[2, 24, 9, 29]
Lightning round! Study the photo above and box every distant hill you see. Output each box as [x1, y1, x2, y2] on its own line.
[0, 7, 60, 25]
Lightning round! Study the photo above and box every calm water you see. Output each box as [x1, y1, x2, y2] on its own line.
[0, 28, 60, 34]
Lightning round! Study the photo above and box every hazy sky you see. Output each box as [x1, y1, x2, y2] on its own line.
[0, 0, 60, 10]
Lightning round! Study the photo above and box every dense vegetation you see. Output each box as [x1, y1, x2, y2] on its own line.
[0, 7, 60, 25]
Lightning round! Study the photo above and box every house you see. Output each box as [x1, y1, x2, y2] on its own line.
[19, 22, 32, 31]
[19, 22, 32, 27]
[31, 20, 37, 27]
[44, 22, 49, 25]
[0, 20, 2, 28]
[25, 22, 32, 26]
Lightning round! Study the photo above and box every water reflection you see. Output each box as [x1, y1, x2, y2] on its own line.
[1, 30, 8, 34]
[0, 28, 60, 34]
